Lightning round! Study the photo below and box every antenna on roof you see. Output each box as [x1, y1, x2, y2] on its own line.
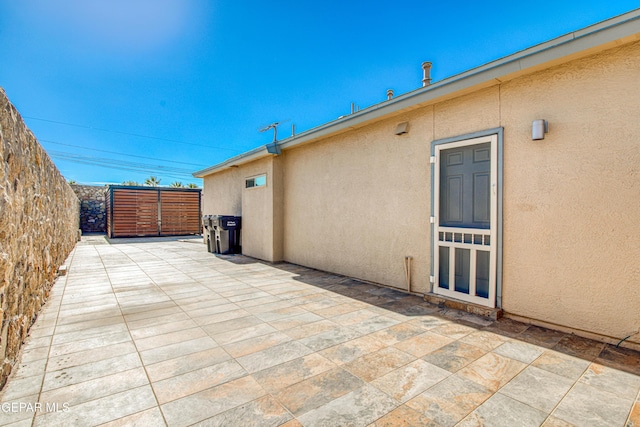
[259, 121, 288, 143]
[260, 120, 290, 156]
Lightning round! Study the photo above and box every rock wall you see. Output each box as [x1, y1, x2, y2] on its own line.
[71, 184, 106, 233]
[0, 88, 79, 389]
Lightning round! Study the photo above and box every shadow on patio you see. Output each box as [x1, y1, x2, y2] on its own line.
[1, 236, 638, 426]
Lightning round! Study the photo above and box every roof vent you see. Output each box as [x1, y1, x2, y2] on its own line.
[395, 121, 409, 135]
[422, 62, 432, 87]
[387, 89, 394, 100]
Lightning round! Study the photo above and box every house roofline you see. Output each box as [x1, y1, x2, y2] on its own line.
[193, 8, 640, 178]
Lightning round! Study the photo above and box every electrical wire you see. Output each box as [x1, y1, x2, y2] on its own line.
[23, 115, 244, 153]
[47, 150, 195, 173]
[48, 151, 197, 180]
[40, 139, 209, 168]
[50, 157, 194, 181]
[50, 159, 193, 179]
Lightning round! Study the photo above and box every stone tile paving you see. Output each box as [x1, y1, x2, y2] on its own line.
[1, 235, 640, 426]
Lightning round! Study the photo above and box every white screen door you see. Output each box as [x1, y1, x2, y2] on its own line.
[433, 134, 498, 308]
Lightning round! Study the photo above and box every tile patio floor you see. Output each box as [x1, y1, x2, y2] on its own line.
[1, 235, 639, 427]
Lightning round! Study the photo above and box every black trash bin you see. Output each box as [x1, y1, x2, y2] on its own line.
[211, 215, 241, 254]
[202, 215, 215, 253]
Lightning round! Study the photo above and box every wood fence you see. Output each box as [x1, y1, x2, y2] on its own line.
[106, 186, 201, 238]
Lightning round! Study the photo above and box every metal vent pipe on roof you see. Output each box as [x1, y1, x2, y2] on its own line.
[387, 89, 394, 100]
[422, 61, 432, 86]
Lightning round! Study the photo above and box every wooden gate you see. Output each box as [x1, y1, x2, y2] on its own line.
[160, 190, 201, 236]
[106, 186, 201, 238]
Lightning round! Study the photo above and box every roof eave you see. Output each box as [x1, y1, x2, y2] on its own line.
[194, 9, 640, 178]
[193, 145, 270, 178]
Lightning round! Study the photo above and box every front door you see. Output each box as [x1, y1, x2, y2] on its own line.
[433, 135, 498, 307]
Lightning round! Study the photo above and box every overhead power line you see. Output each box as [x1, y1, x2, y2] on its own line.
[48, 150, 198, 180]
[48, 150, 194, 173]
[23, 115, 243, 153]
[50, 158, 195, 180]
[40, 139, 209, 168]
[49, 156, 195, 180]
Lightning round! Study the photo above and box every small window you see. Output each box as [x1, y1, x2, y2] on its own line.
[245, 174, 266, 188]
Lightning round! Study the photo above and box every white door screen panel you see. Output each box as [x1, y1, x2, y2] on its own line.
[433, 135, 498, 308]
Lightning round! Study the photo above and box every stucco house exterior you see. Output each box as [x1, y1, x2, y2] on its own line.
[194, 10, 640, 349]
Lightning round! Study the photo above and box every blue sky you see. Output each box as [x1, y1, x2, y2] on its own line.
[1, 1, 637, 187]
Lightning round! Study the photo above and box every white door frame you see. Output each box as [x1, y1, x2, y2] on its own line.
[431, 130, 503, 308]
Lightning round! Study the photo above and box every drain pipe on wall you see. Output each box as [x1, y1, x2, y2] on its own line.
[404, 256, 413, 293]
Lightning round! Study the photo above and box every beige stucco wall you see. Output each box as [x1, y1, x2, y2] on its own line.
[241, 158, 270, 260]
[283, 109, 433, 293]
[240, 157, 284, 262]
[201, 156, 283, 262]
[281, 86, 501, 294]
[272, 156, 284, 262]
[282, 41, 640, 343]
[201, 39, 640, 345]
[500, 41, 640, 342]
[202, 167, 242, 216]
[433, 86, 501, 140]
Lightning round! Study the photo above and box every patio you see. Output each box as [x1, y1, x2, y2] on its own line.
[1, 235, 639, 427]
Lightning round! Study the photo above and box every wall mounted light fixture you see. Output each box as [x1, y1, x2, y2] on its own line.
[532, 119, 548, 140]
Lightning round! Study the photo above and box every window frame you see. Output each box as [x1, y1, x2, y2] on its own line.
[245, 174, 267, 189]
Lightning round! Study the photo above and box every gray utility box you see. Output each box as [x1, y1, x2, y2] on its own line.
[203, 215, 241, 255]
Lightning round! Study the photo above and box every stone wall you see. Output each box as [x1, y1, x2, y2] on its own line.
[0, 88, 79, 389]
[71, 184, 106, 233]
